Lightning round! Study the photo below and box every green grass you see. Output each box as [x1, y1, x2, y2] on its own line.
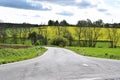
[66, 46, 120, 60]
[95, 41, 111, 48]
[0, 43, 30, 46]
[0, 46, 47, 64]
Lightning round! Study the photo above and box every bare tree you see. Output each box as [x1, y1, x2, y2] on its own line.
[17, 27, 24, 42]
[56, 26, 62, 37]
[107, 28, 120, 48]
[37, 27, 46, 45]
[0, 26, 7, 43]
[92, 27, 102, 47]
[22, 27, 29, 44]
[74, 26, 83, 46]
[87, 19, 102, 47]
[28, 27, 33, 34]
[87, 27, 93, 47]
[8, 26, 18, 44]
[62, 28, 73, 46]
[42, 27, 49, 45]
[77, 20, 89, 46]
[38, 27, 43, 35]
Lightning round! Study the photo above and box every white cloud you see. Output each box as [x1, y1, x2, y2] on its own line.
[75, 0, 82, 3]
[0, 0, 120, 24]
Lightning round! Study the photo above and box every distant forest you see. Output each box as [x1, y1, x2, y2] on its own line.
[48, 19, 120, 28]
[0, 19, 120, 28]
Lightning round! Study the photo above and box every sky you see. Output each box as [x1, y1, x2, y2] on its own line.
[0, 0, 120, 24]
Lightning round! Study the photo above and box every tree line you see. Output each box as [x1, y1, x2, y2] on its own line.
[47, 19, 120, 48]
[0, 19, 120, 28]
[0, 19, 120, 48]
[48, 19, 120, 28]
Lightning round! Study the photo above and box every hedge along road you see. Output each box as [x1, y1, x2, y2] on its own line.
[0, 47, 120, 80]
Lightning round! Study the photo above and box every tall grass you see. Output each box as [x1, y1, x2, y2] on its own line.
[0, 46, 47, 64]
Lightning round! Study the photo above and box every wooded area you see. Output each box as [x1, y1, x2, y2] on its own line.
[0, 19, 120, 48]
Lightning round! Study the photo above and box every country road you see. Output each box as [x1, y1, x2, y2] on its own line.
[0, 47, 120, 80]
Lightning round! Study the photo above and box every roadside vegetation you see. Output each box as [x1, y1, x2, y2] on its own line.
[66, 47, 120, 60]
[0, 45, 47, 64]
[0, 19, 120, 62]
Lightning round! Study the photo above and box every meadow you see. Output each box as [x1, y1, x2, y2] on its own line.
[0, 45, 47, 64]
[66, 46, 120, 60]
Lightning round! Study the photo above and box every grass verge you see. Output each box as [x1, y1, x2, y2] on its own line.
[66, 46, 120, 60]
[0, 46, 47, 64]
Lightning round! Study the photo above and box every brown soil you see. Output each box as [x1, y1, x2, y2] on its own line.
[0, 45, 31, 49]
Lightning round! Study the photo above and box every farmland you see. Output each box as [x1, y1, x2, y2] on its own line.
[1, 26, 119, 63]
[1, 26, 120, 47]
[19, 26, 120, 46]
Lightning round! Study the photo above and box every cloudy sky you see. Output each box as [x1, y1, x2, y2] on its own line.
[0, 0, 120, 24]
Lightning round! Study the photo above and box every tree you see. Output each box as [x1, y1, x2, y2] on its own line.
[54, 20, 59, 26]
[0, 20, 7, 43]
[7, 26, 19, 44]
[77, 20, 88, 27]
[75, 27, 83, 46]
[28, 32, 38, 45]
[87, 19, 102, 47]
[37, 27, 46, 45]
[93, 19, 103, 27]
[86, 19, 93, 27]
[28, 27, 33, 34]
[75, 20, 86, 46]
[48, 20, 55, 26]
[107, 28, 120, 48]
[17, 27, 23, 40]
[43, 29, 48, 45]
[0, 26, 7, 43]
[75, 19, 102, 47]
[56, 26, 62, 36]
[60, 20, 69, 26]
[62, 29, 73, 46]
[76, 20, 90, 46]
[51, 36, 69, 47]
[22, 27, 29, 44]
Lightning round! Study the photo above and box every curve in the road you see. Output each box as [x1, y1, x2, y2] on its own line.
[0, 47, 120, 80]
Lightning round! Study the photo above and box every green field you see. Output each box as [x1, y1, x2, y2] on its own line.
[66, 47, 120, 60]
[0, 46, 47, 64]
[1, 26, 120, 62]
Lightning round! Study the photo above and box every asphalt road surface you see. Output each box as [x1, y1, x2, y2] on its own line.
[0, 47, 120, 80]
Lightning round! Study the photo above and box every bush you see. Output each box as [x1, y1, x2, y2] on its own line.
[51, 37, 69, 47]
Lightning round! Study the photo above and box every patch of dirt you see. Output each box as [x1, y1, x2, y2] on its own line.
[0, 45, 31, 49]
